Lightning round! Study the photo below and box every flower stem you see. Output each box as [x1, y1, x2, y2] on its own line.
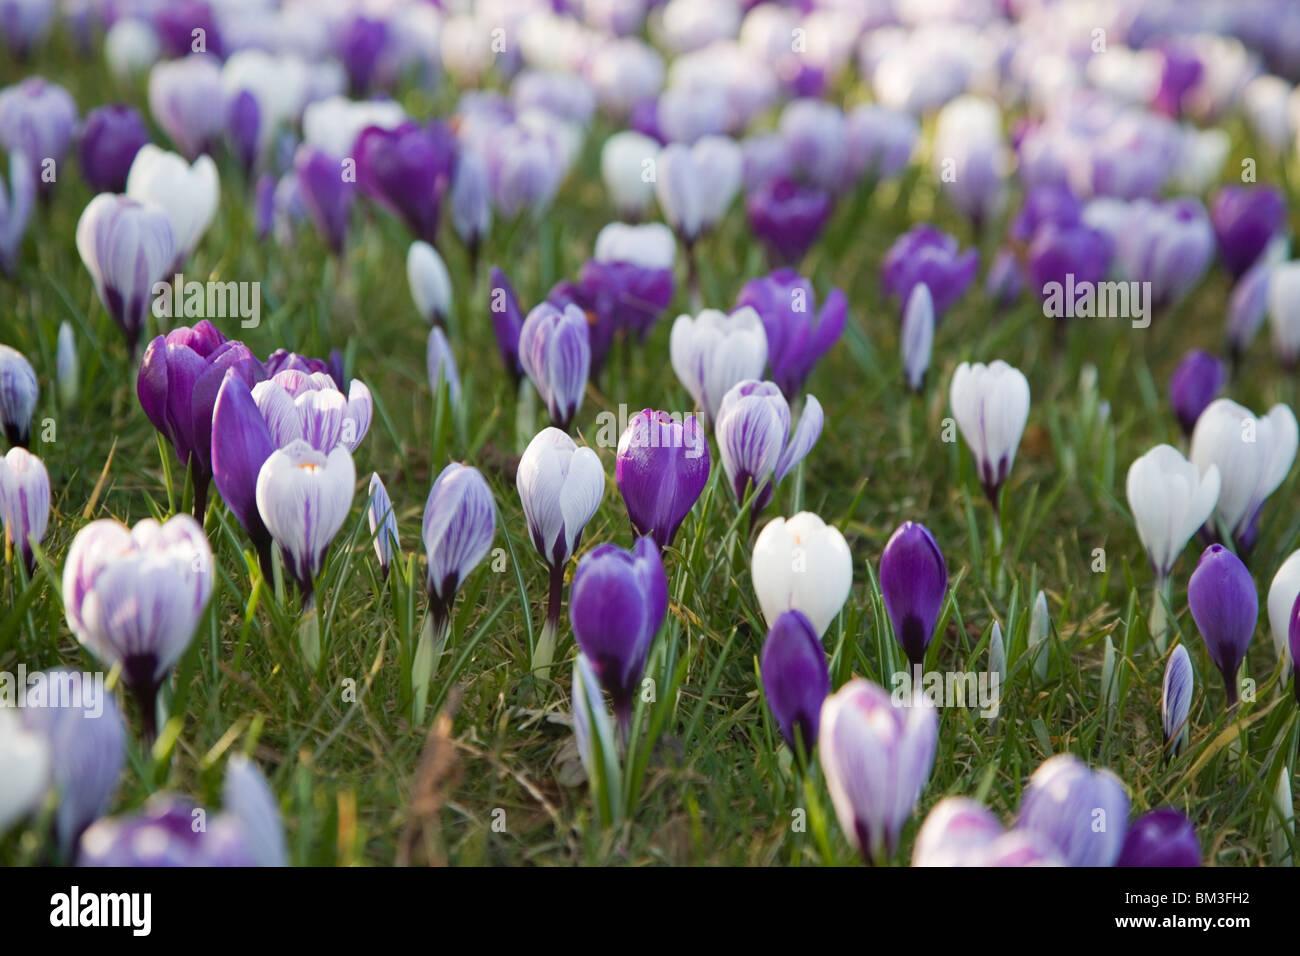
[298, 592, 321, 672]
[1150, 576, 1171, 653]
[412, 607, 450, 724]
[532, 562, 565, 682]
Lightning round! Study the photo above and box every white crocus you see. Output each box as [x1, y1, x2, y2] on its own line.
[0, 706, 49, 836]
[125, 144, 219, 271]
[407, 240, 452, 326]
[1189, 398, 1298, 544]
[593, 221, 676, 269]
[1125, 444, 1221, 582]
[669, 306, 767, 427]
[600, 130, 660, 218]
[1268, 261, 1300, 364]
[751, 511, 852, 637]
[1267, 549, 1300, 671]
[901, 282, 934, 392]
[516, 427, 605, 570]
[948, 360, 1031, 504]
[655, 135, 742, 243]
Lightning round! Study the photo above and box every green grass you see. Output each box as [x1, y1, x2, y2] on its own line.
[1, 38, 1298, 867]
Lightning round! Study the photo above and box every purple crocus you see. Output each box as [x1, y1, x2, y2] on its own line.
[1187, 543, 1257, 707]
[146, 54, 224, 160]
[1211, 185, 1287, 280]
[78, 795, 257, 867]
[1116, 808, 1201, 866]
[1010, 183, 1082, 245]
[78, 104, 150, 194]
[450, 148, 491, 267]
[569, 536, 668, 732]
[1015, 753, 1130, 867]
[74, 194, 176, 354]
[153, 0, 223, 59]
[581, 222, 676, 341]
[714, 380, 822, 524]
[355, 120, 456, 245]
[880, 225, 978, 321]
[422, 462, 496, 624]
[1168, 349, 1225, 436]
[615, 409, 710, 550]
[0, 0, 55, 57]
[339, 15, 388, 94]
[1290, 591, 1300, 703]
[760, 609, 830, 757]
[1226, 259, 1272, 361]
[488, 266, 525, 385]
[735, 269, 847, 398]
[0, 149, 34, 275]
[518, 301, 590, 431]
[880, 521, 948, 669]
[0, 343, 37, 446]
[211, 371, 276, 578]
[1027, 222, 1113, 317]
[0, 76, 77, 194]
[293, 145, 355, 256]
[985, 248, 1024, 309]
[746, 177, 832, 266]
[225, 89, 260, 175]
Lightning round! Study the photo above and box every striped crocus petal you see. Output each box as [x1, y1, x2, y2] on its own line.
[571, 652, 616, 786]
[294, 388, 347, 454]
[222, 755, 288, 867]
[366, 472, 399, 575]
[716, 382, 787, 503]
[421, 462, 496, 611]
[913, 797, 1004, 866]
[1015, 753, 1130, 867]
[251, 379, 305, 448]
[774, 394, 823, 484]
[0, 446, 50, 571]
[1161, 644, 1193, 755]
[343, 379, 372, 451]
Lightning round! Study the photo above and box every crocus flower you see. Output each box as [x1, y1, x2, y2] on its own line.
[655, 135, 742, 244]
[569, 536, 668, 731]
[0, 706, 49, 836]
[819, 679, 938, 865]
[760, 609, 830, 756]
[1027, 222, 1113, 316]
[881, 225, 978, 320]
[518, 427, 604, 572]
[104, 19, 161, 81]
[0, 344, 37, 446]
[1268, 261, 1300, 366]
[1187, 543, 1257, 707]
[0, 76, 76, 194]
[1189, 398, 1297, 552]
[1268, 550, 1300, 674]
[880, 521, 948, 669]
[74, 195, 175, 354]
[339, 14, 387, 93]
[250, 369, 372, 455]
[842, 104, 918, 187]
[1227, 260, 1272, 362]
[1016, 754, 1130, 867]
[1211, 185, 1287, 279]
[77, 104, 149, 195]
[408, 239, 451, 326]
[1011, 184, 1083, 246]
[255, 439, 356, 602]
[571, 653, 618, 800]
[746, 178, 832, 266]
[0, 0, 54, 57]
[293, 145, 355, 256]
[225, 89, 259, 174]
[778, 98, 846, 194]
[581, 221, 676, 340]
[0, 149, 34, 275]
[734, 270, 844, 399]
[355, 121, 456, 245]
[1109, 197, 1216, 311]
[1168, 350, 1225, 435]
[211, 371, 276, 576]
[913, 797, 1063, 867]
[62, 514, 213, 738]
[1162, 644, 1193, 758]
[1126, 444, 1220, 584]
[78, 791, 276, 867]
[752, 511, 852, 638]
[933, 95, 1007, 233]
[0, 446, 49, 574]
[19, 670, 126, 859]
[901, 283, 934, 393]
[426, 326, 461, 407]
[948, 360, 1031, 509]
[518, 302, 591, 432]
[449, 148, 491, 264]
[715, 380, 821, 523]
[615, 409, 710, 550]
[147, 54, 224, 159]
[670, 307, 768, 427]
[601, 130, 659, 218]
[1116, 808, 1200, 867]
[422, 462, 495, 623]
[55, 321, 76, 407]
[488, 266, 525, 385]
[125, 144, 219, 272]
[221, 754, 288, 868]
[366, 472, 399, 580]
[985, 249, 1024, 310]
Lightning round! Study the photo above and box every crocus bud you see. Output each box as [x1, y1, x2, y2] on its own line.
[1016, 753, 1129, 866]
[422, 462, 495, 620]
[519, 302, 591, 431]
[105, 19, 161, 81]
[584, 221, 677, 340]
[0, 77, 77, 195]
[125, 144, 218, 272]
[1126, 444, 1220, 583]
[0, 446, 49, 574]
[293, 144, 355, 256]
[933, 95, 1007, 232]
[820, 678, 938, 864]
[255, 440, 356, 601]
[0, 344, 37, 446]
[147, 54, 224, 160]
[211, 371, 276, 574]
[989, 621, 1006, 686]
[1289, 594, 1300, 703]
[760, 609, 830, 756]
[1189, 398, 1297, 552]
[881, 224, 978, 320]
[78, 104, 149, 194]
[517, 427, 604, 569]
[1168, 350, 1225, 435]
[901, 283, 934, 393]
[1116, 808, 1200, 866]
[1187, 543, 1257, 706]
[880, 521, 948, 669]
[669, 306, 768, 427]
[222, 754, 288, 867]
[62, 514, 213, 738]
[0, 148, 35, 275]
[0, 706, 49, 836]
[601, 130, 659, 218]
[746, 177, 832, 266]
[0, 0, 54, 57]
[1271, 767, 1295, 862]
[225, 89, 259, 175]
[426, 326, 461, 407]
[1028, 589, 1050, 681]
[655, 135, 742, 243]
[752, 511, 852, 637]
[1226, 260, 1271, 360]
[1268, 550, 1300, 673]
[55, 321, 77, 407]
[985, 248, 1024, 309]
[355, 121, 455, 245]
[1211, 184, 1286, 280]
[19, 670, 126, 858]
[571, 653, 617, 794]
[78, 795, 258, 866]
[407, 240, 452, 326]
[366, 472, 399, 579]
[735, 270, 845, 398]
[715, 380, 821, 522]
[1268, 260, 1300, 366]
[450, 148, 491, 258]
[569, 536, 668, 730]
[615, 409, 710, 550]
[488, 266, 525, 385]
[1162, 644, 1193, 758]
[949, 360, 1031, 509]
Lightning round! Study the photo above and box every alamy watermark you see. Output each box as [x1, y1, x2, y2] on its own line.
[1042, 275, 1151, 329]
[0, 666, 106, 718]
[891, 666, 1000, 718]
[152, 272, 260, 328]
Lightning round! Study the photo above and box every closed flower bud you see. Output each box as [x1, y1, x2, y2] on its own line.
[1116, 808, 1200, 866]
[519, 302, 591, 432]
[1211, 184, 1286, 280]
[55, 321, 77, 408]
[880, 521, 948, 669]
[655, 135, 742, 243]
[222, 755, 288, 868]
[126, 144, 218, 273]
[0, 148, 35, 275]
[1126, 444, 1220, 582]
[1187, 543, 1257, 706]
[0, 344, 37, 446]
[615, 409, 710, 550]
[517, 427, 604, 569]
[355, 121, 455, 245]
[1268, 549, 1300, 673]
[488, 266, 525, 385]
[1267, 260, 1300, 366]
[0, 77, 76, 195]
[0, 446, 49, 574]
[1168, 350, 1225, 435]
[426, 326, 461, 407]
[450, 148, 491, 256]
[1016, 753, 1129, 867]
[601, 130, 659, 218]
[293, 144, 355, 256]
[901, 283, 934, 393]
[147, 54, 224, 160]
[949, 359, 1031, 509]
[366, 472, 399, 579]
[670, 306, 768, 427]
[0, 706, 49, 836]
[1028, 589, 1050, 681]
[715, 380, 821, 522]
[760, 609, 830, 755]
[1162, 644, 1194, 758]
[422, 462, 495, 619]
[752, 511, 852, 638]
[78, 104, 149, 195]
[407, 240, 451, 326]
